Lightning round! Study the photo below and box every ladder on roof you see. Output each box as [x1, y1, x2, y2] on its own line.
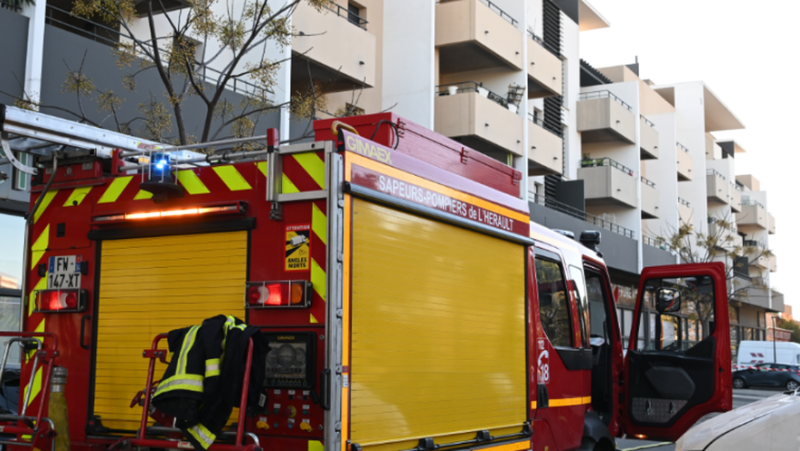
[0, 104, 273, 176]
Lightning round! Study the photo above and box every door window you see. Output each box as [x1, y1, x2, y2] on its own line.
[535, 250, 573, 348]
[637, 275, 716, 352]
[585, 270, 609, 343]
[569, 266, 590, 348]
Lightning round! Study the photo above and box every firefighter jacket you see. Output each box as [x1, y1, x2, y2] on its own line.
[151, 315, 267, 451]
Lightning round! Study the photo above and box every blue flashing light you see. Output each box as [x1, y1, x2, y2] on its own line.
[151, 152, 172, 179]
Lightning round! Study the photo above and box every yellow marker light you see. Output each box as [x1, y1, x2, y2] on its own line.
[300, 422, 313, 432]
[256, 421, 269, 430]
[93, 203, 242, 222]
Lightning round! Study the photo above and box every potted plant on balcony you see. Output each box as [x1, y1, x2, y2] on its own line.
[448, 85, 458, 96]
[581, 153, 595, 167]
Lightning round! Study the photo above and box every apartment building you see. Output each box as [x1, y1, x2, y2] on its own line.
[0, 0, 782, 353]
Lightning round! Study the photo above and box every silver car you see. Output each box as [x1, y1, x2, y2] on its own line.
[675, 390, 800, 451]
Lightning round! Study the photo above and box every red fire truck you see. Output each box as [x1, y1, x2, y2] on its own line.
[1, 104, 731, 451]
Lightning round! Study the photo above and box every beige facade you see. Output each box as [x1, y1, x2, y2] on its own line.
[640, 116, 659, 160]
[706, 170, 730, 205]
[528, 121, 563, 176]
[435, 0, 523, 73]
[677, 145, 693, 181]
[577, 94, 636, 144]
[434, 90, 524, 157]
[737, 203, 768, 231]
[527, 39, 562, 98]
[641, 178, 659, 219]
[578, 162, 638, 208]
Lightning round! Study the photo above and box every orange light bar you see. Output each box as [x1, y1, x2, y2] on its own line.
[94, 204, 240, 222]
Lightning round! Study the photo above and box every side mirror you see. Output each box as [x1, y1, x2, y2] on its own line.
[655, 288, 682, 313]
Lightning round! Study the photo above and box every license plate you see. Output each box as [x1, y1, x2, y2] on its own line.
[48, 255, 82, 289]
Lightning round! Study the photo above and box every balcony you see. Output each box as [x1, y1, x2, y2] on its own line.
[577, 91, 636, 144]
[577, 158, 637, 208]
[706, 169, 729, 205]
[678, 198, 692, 223]
[744, 240, 769, 270]
[770, 254, 777, 273]
[640, 116, 659, 160]
[641, 177, 659, 219]
[677, 143, 692, 181]
[528, 114, 562, 176]
[731, 183, 742, 213]
[737, 199, 768, 232]
[292, 0, 376, 93]
[436, 0, 523, 74]
[434, 82, 524, 161]
[768, 213, 776, 235]
[527, 32, 562, 98]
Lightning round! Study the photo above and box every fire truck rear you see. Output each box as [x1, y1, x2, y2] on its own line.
[3, 104, 732, 451]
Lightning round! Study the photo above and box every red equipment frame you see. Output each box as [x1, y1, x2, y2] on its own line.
[0, 331, 59, 451]
[110, 334, 261, 451]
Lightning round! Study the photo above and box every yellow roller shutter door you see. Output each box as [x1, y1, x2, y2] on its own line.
[351, 200, 527, 449]
[94, 231, 247, 431]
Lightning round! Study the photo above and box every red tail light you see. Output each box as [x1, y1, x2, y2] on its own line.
[246, 281, 311, 308]
[35, 289, 87, 313]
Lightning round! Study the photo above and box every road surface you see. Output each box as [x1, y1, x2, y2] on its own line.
[614, 388, 781, 451]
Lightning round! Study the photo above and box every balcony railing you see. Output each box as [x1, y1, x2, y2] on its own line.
[528, 113, 562, 138]
[438, 0, 518, 26]
[436, 81, 512, 109]
[742, 198, 765, 209]
[733, 183, 744, 192]
[641, 115, 655, 128]
[678, 197, 691, 208]
[641, 176, 656, 188]
[578, 90, 633, 112]
[43, 4, 271, 97]
[743, 239, 761, 248]
[323, 0, 368, 30]
[706, 168, 726, 180]
[580, 157, 634, 176]
[527, 30, 545, 47]
[677, 142, 690, 153]
[643, 235, 670, 250]
[529, 192, 635, 239]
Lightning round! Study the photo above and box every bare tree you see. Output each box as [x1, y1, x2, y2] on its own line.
[654, 216, 774, 326]
[3, 0, 341, 145]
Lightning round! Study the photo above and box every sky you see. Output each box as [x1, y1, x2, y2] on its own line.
[0, 214, 24, 286]
[579, 0, 799, 313]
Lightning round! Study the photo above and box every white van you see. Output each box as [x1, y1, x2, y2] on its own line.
[737, 340, 800, 366]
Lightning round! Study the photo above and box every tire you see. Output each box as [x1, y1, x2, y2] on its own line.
[733, 377, 746, 389]
[786, 380, 799, 391]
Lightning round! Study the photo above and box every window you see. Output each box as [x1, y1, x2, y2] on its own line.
[535, 249, 572, 348]
[638, 275, 716, 352]
[569, 266, 590, 348]
[585, 269, 609, 343]
[347, 2, 363, 26]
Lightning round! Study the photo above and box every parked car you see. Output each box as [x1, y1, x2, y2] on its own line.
[732, 362, 800, 390]
[675, 390, 800, 451]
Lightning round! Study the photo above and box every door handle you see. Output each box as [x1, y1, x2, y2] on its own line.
[537, 384, 549, 409]
[320, 369, 331, 411]
[80, 315, 91, 350]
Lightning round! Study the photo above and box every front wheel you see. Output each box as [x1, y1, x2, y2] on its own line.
[786, 380, 799, 391]
[733, 377, 746, 389]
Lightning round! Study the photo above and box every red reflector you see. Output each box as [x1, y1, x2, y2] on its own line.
[246, 281, 310, 308]
[36, 289, 85, 313]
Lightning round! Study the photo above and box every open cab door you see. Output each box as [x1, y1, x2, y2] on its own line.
[622, 262, 732, 441]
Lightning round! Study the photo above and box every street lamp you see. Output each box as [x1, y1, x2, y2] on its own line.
[772, 316, 778, 363]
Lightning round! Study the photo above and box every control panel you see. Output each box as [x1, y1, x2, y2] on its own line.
[251, 331, 324, 438]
